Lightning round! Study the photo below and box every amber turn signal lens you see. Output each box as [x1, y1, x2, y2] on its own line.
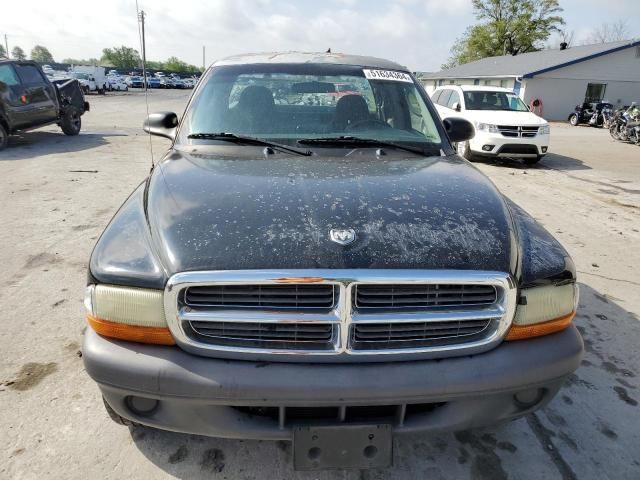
[87, 315, 175, 345]
[505, 311, 575, 341]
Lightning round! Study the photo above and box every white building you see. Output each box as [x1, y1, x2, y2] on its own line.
[418, 40, 640, 121]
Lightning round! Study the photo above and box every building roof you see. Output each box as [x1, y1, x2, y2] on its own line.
[420, 39, 640, 80]
[213, 52, 407, 71]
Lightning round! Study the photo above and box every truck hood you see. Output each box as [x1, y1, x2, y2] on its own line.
[463, 110, 546, 126]
[145, 148, 516, 274]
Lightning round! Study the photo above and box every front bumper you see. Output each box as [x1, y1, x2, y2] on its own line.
[83, 326, 583, 440]
[470, 131, 550, 158]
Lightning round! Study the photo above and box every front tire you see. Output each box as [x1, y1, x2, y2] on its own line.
[609, 124, 619, 140]
[102, 397, 136, 427]
[60, 107, 81, 136]
[0, 123, 8, 150]
[569, 114, 579, 126]
[456, 140, 476, 161]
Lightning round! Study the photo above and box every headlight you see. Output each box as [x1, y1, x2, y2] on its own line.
[506, 283, 577, 341]
[85, 285, 174, 345]
[538, 124, 550, 135]
[476, 122, 499, 133]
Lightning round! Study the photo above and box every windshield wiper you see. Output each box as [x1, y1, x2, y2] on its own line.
[297, 136, 432, 156]
[188, 132, 312, 156]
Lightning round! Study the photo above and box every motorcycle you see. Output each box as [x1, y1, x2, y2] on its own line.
[569, 102, 613, 127]
[601, 104, 614, 129]
[609, 103, 640, 144]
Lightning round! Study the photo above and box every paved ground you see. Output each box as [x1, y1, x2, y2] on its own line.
[1, 90, 639, 480]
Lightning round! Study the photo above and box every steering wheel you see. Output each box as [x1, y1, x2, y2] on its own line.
[345, 118, 392, 131]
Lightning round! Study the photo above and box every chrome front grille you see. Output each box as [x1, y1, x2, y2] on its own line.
[497, 125, 539, 138]
[189, 321, 336, 350]
[354, 284, 496, 309]
[164, 270, 517, 362]
[184, 284, 336, 310]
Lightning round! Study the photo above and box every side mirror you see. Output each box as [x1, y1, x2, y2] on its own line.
[0, 81, 6, 92]
[443, 117, 474, 143]
[143, 111, 178, 140]
[452, 102, 461, 112]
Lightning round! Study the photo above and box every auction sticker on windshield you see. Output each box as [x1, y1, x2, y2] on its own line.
[363, 69, 413, 83]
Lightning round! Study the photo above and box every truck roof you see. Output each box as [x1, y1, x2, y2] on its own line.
[0, 59, 38, 66]
[435, 85, 515, 93]
[212, 51, 408, 71]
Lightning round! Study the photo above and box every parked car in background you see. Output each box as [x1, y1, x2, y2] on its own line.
[146, 76, 161, 89]
[432, 85, 550, 164]
[107, 76, 128, 91]
[127, 76, 144, 88]
[72, 66, 108, 94]
[568, 101, 614, 127]
[0, 59, 89, 150]
[330, 82, 360, 99]
[182, 77, 196, 88]
[70, 72, 98, 94]
[171, 78, 186, 89]
[83, 52, 582, 471]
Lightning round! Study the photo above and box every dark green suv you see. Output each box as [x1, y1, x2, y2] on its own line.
[0, 59, 89, 150]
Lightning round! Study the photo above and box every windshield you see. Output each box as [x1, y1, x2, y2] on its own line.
[71, 72, 90, 80]
[179, 63, 443, 150]
[463, 90, 529, 112]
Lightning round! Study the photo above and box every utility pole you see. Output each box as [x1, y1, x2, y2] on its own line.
[138, 10, 147, 90]
[202, 45, 205, 72]
[4, 34, 8, 57]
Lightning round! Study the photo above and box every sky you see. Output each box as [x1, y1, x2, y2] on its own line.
[1, 0, 639, 72]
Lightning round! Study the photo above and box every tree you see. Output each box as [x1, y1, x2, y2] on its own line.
[30, 45, 54, 63]
[12, 46, 26, 61]
[144, 57, 201, 73]
[587, 20, 629, 44]
[0, 44, 6, 58]
[163, 56, 201, 73]
[101, 46, 140, 70]
[62, 57, 101, 66]
[443, 0, 564, 69]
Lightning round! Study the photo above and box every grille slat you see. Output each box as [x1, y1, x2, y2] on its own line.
[190, 321, 335, 348]
[185, 284, 336, 310]
[351, 320, 493, 349]
[497, 125, 539, 138]
[354, 320, 488, 333]
[355, 284, 496, 309]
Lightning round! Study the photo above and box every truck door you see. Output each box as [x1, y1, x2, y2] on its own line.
[13, 63, 58, 126]
[0, 62, 32, 129]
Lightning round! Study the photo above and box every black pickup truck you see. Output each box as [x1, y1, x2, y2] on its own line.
[83, 52, 582, 471]
[0, 59, 89, 150]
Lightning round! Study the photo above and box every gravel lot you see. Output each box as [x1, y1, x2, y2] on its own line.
[1, 90, 639, 480]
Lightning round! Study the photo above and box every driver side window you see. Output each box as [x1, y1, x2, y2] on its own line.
[0, 64, 21, 87]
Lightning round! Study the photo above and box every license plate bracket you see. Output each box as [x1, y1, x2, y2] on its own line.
[293, 424, 392, 470]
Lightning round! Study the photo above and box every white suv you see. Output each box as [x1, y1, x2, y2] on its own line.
[431, 85, 550, 164]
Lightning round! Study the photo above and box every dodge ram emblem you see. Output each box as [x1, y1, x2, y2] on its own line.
[330, 228, 356, 245]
